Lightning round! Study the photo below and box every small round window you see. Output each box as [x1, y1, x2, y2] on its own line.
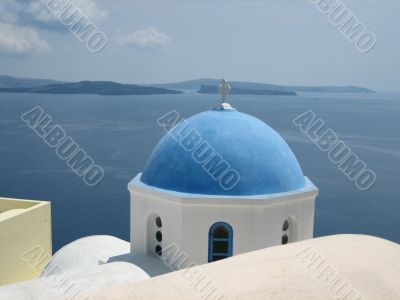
[155, 245, 162, 256]
[282, 220, 289, 231]
[156, 231, 162, 242]
[156, 217, 162, 228]
[282, 234, 288, 245]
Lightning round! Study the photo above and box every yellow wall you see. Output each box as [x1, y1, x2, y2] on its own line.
[0, 197, 52, 286]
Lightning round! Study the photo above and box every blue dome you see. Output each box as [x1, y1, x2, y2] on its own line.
[141, 107, 305, 196]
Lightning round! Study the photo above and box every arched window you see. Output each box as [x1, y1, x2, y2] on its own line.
[208, 222, 233, 262]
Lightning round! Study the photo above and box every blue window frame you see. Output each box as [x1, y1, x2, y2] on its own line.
[208, 222, 233, 262]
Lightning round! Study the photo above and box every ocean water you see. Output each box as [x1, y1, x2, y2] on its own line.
[0, 92, 399, 251]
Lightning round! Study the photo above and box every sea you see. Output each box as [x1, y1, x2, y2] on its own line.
[0, 92, 399, 252]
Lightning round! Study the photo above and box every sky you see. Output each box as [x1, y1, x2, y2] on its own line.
[0, 0, 399, 91]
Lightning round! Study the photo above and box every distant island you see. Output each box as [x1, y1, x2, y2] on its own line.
[0, 75, 376, 95]
[0, 77, 182, 96]
[198, 85, 296, 96]
[152, 78, 376, 94]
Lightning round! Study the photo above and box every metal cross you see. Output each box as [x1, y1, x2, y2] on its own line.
[218, 78, 231, 104]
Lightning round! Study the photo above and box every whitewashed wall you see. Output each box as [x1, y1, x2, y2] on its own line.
[129, 174, 318, 267]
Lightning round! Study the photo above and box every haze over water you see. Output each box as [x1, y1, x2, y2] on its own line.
[0, 92, 399, 251]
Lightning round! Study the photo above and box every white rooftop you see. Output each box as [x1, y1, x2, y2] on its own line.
[1, 234, 399, 299]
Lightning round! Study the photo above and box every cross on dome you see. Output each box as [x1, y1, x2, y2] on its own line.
[218, 78, 233, 109]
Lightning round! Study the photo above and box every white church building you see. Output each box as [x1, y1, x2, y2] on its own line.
[129, 79, 318, 265]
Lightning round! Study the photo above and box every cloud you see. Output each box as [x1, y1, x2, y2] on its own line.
[0, 21, 51, 54]
[0, 0, 108, 29]
[0, 0, 109, 54]
[114, 27, 171, 49]
[27, 0, 109, 24]
[27, 1, 57, 23]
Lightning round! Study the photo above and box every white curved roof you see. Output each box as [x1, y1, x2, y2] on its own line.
[0, 262, 149, 300]
[1, 234, 398, 299]
[42, 235, 131, 276]
[89, 234, 400, 300]
[0, 235, 149, 300]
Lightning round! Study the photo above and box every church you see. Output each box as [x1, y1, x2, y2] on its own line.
[129, 78, 318, 265]
[0, 79, 398, 299]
